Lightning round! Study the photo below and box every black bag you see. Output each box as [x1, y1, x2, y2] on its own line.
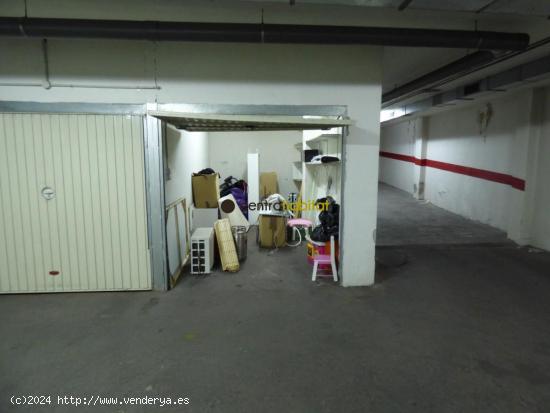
[311, 197, 340, 242]
[220, 176, 248, 197]
[195, 168, 216, 176]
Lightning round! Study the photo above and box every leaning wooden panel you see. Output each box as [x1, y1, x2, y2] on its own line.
[166, 197, 191, 288]
[214, 219, 239, 272]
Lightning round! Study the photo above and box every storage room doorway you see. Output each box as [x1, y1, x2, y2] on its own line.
[150, 108, 351, 288]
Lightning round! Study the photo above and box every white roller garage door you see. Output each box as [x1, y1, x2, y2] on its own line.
[0, 113, 151, 293]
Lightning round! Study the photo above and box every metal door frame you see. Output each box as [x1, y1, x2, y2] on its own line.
[0, 101, 348, 291]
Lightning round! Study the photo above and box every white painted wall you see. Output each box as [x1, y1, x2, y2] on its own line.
[424, 92, 532, 232]
[379, 87, 550, 250]
[379, 119, 416, 193]
[164, 125, 209, 275]
[208, 131, 301, 199]
[164, 126, 209, 206]
[0, 35, 382, 286]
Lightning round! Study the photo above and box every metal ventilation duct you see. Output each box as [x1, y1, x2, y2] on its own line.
[0, 17, 530, 50]
[381, 54, 550, 122]
[382, 51, 496, 105]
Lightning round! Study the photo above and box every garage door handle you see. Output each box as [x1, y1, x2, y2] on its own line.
[41, 186, 56, 201]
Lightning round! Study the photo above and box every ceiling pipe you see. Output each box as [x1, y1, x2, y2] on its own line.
[383, 51, 496, 105]
[0, 17, 530, 50]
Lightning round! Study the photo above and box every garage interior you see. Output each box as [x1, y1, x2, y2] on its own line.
[158, 109, 347, 287]
[1, 0, 550, 411]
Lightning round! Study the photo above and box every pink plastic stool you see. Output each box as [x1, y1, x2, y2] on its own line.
[287, 218, 313, 228]
[312, 235, 338, 282]
[286, 218, 313, 247]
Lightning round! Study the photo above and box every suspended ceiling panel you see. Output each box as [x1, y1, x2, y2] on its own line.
[149, 111, 353, 132]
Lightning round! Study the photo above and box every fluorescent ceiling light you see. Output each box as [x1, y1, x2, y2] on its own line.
[380, 108, 406, 123]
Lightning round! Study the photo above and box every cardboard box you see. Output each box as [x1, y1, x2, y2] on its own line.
[192, 173, 220, 208]
[259, 172, 279, 199]
[259, 214, 287, 248]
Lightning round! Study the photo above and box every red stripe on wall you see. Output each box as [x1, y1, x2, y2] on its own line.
[379, 151, 417, 164]
[379, 151, 525, 191]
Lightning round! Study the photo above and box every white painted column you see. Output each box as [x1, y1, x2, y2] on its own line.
[506, 88, 545, 245]
[412, 117, 428, 200]
[340, 90, 382, 287]
[247, 153, 260, 225]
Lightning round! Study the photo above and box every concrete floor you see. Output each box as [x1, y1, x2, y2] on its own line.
[377, 183, 510, 246]
[1, 186, 550, 412]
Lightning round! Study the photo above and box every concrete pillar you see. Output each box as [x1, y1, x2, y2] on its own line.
[412, 117, 428, 200]
[506, 88, 545, 245]
[340, 98, 382, 287]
